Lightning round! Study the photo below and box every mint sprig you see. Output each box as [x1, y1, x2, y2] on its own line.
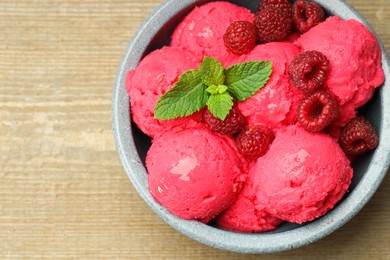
[154, 57, 272, 120]
[206, 92, 233, 120]
[199, 56, 225, 86]
[225, 61, 273, 101]
[154, 70, 208, 120]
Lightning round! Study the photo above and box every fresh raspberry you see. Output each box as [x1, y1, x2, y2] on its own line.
[339, 116, 379, 156]
[254, 6, 292, 43]
[223, 21, 257, 55]
[257, 0, 292, 14]
[203, 105, 246, 135]
[292, 0, 325, 33]
[297, 90, 339, 132]
[288, 50, 330, 93]
[236, 125, 275, 161]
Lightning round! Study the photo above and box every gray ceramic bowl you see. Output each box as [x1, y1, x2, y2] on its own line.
[112, 0, 390, 253]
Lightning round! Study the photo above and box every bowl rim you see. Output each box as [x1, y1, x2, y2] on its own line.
[112, 0, 390, 253]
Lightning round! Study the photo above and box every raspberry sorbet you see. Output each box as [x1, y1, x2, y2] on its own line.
[146, 127, 247, 223]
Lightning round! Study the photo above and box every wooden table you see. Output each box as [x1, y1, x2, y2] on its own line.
[1, 0, 389, 258]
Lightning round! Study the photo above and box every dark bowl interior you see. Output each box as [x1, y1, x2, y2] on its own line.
[113, 0, 390, 253]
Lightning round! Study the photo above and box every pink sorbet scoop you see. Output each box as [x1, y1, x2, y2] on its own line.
[146, 127, 248, 223]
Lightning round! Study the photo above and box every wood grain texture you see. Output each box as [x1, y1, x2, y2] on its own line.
[0, 0, 389, 259]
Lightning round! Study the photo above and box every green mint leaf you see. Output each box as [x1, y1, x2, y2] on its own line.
[225, 61, 272, 101]
[154, 69, 208, 120]
[206, 92, 233, 120]
[199, 56, 225, 86]
[206, 84, 228, 95]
